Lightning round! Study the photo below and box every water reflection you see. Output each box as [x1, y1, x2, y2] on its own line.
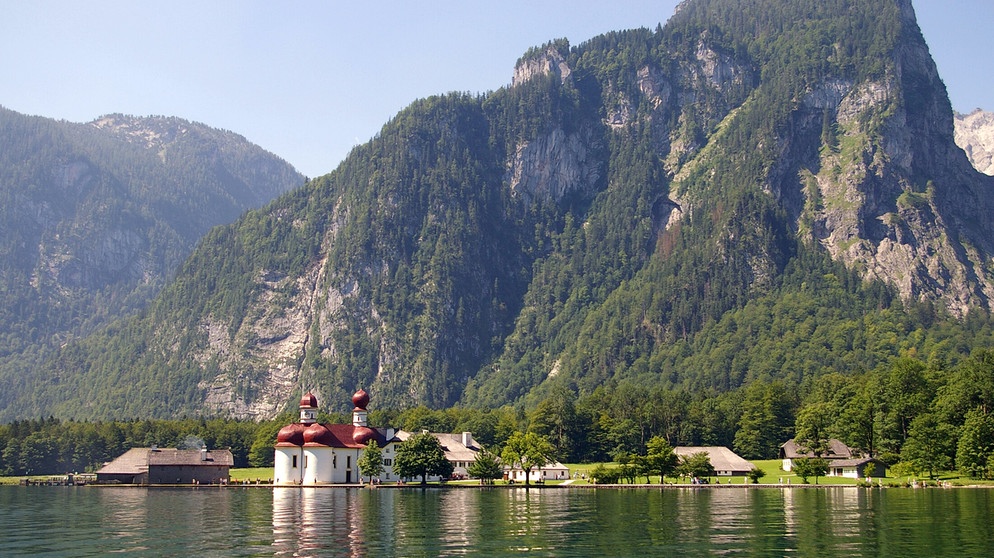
[273, 487, 371, 556]
[3, 485, 993, 556]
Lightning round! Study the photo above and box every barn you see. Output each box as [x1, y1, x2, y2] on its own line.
[96, 447, 233, 485]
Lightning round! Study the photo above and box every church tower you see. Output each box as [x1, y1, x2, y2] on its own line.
[299, 392, 318, 424]
[352, 388, 369, 427]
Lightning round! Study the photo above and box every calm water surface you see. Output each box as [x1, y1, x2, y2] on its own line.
[2, 485, 993, 557]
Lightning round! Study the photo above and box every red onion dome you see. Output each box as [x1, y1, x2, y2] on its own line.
[303, 423, 334, 446]
[299, 392, 318, 408]
[353, 426, 376, 445]
[276, 423, 306, 446]
[351, 389, 370, 410]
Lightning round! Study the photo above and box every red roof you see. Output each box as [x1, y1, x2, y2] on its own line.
[278, 423, 391, 448]
[276, 423, 307, 446]
[303, 423, 334, 446]
[299, 392, 318, 408]
[352, 389, 369, 410]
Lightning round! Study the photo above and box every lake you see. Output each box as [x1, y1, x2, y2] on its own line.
[1, 485, 993, 556]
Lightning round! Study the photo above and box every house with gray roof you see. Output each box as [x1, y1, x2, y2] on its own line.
[96, 447, 233, 484]
[779, 438, 855, 472]
[780, 439, 886, 478]
[674, 446, 756, 476]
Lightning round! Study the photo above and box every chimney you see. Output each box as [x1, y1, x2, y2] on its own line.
[462, 432, 474, 448]
[200, 445, 208, 462]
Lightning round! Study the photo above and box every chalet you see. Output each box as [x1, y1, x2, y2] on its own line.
[674, 446, 756, 476]
[504, 461, 570, 483]
[826, 457, 887, 479]
[96, 446, 233, 484]
[779, 438, 855, 472]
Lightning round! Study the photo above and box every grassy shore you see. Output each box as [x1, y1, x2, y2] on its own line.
[7, 460, 993, 487]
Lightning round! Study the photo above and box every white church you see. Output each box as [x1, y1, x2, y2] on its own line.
[274, 389, 400, 485]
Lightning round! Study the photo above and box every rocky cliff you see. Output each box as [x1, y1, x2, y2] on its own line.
[955, 109, 994, 176]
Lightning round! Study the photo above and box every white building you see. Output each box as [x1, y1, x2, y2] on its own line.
[394, 430, 481, 481]
[274, 390, 399, 485]
[504, 461, 570, 483]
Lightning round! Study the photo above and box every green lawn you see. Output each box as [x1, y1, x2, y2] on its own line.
[558, 459, 878, 486]
[229, 468, 274, 482]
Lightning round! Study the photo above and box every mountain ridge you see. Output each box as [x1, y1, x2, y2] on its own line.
[3, 0, 994, 421]
[0, 107, 305, 413]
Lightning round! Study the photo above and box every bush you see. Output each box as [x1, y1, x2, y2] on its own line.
[589, 464, 620, 484]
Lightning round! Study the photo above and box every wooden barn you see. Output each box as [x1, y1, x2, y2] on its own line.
[96, 447, 233, 485]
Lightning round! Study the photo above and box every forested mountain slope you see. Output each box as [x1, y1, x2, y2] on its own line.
[0, 109, 304, 416]
[7, 0, 994, 421]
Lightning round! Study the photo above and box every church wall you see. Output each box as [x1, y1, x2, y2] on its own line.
[275, 447, 303, 485]
[303, 446, 334, 484]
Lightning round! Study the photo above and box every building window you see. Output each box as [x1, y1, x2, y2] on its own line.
[384, 459, 392, 466]
[347, 456, 351, 468]
[292, 455, 298, 469]
[304, 456, 308, 468]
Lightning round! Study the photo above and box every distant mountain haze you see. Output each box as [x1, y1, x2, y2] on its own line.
[0, 107, 304, 415]
[3, 0, 994, 422]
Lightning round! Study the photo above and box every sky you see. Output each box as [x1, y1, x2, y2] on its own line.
[1, 1, 991, 178]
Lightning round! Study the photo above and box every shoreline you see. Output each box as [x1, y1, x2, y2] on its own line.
[11, 480, 982, 489]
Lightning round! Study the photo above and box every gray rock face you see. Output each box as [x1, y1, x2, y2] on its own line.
[506, 128, 601, 206]
[0, 106, 305, 357]
[955, 109, 994, 176]
[512, 44, 572, 87]
[794, 45, 994, 317]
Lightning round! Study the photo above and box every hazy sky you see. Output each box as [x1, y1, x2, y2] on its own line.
[1, 1, 990, 178]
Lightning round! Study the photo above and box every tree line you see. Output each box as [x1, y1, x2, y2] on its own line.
[4, 348, 994, 480]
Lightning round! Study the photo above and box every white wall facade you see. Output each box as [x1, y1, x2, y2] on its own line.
[275, 447, 303, 485]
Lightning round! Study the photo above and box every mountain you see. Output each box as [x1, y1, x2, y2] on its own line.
[955, 109, 994, 176]
[6, 0, 994, 421]
[0, 108, 305, 413]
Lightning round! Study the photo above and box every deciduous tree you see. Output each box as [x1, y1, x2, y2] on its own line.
[393, 432, 454, 485]
[500, 431, 555, 486]
[467, 448, 503, 484]
[357, 441, 384, 483]
[645, 436, 678, 484]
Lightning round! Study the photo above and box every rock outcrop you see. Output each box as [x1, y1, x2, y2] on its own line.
[955, 109, 994, 176]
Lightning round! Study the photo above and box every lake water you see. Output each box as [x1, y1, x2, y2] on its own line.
[2, 485, 993, 556]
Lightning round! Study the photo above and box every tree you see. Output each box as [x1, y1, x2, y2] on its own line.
[734, 381, 795, 459]
[792, 457, 828, 484]
[393, 432, 454, 485]
[500, 431, 555, 486]
[956, 409, 994, 479]
[747, 467, 767, 484]
[901, 413, 953, 479]
[677, 451, 714, 482]
[835, 379, 879, 458]
[589, 463, 620, 484]
[880, 357, 934, 451]
[529, 386, 587, 462]
[467, 448, 503, 484]
[794, 402, 834, 458]
[248, 419, 284, 467]
[357, 441, 384, 484]
[645, 436, 678, 484]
